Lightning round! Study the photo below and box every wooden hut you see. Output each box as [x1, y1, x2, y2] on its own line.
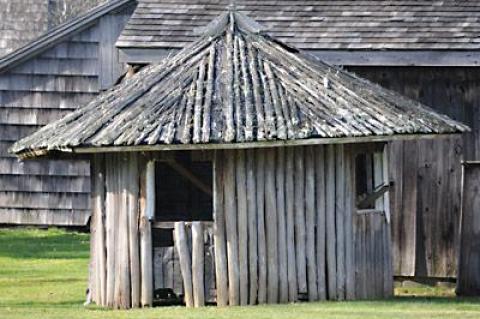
[10, 11, 468, 308]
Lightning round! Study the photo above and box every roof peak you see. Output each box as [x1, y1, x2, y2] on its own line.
[194, 10, 267, 37]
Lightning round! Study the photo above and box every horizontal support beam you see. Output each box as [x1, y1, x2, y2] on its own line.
[120, 47, 480, 67]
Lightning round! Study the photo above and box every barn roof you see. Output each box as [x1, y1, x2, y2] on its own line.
[117, 0, 480, 51]
[11, 11, 468, 158]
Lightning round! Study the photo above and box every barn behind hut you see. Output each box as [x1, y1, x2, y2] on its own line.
[11, 11, 468, 309]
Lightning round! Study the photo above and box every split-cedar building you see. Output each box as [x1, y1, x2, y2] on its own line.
[11, 11, 467, 308]
[1, 0, 479, 282]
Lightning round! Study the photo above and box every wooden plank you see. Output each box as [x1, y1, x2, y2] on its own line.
[265, 148, 278, 303]
[285, 147, 298, 302]
[128, 153, 140, 308]
[382, 146, 394, 297]
[457, 164, 480, 296]
[213, 150, 228, 306]
[235, 150, 249, 305]
[105, 154, 117, 308]
[224, 150, 240, 305]
[305, 146, 318, 301]
[174, 222, 194, 307]
[315, 146, 327, 300]
[246, 149, 258, 305]
[139, 159, 153, 307]
[294, 146, 307, 294]
[335, 145, 346, 300]
[344, 146, 355, 300]
[325, 145, 337, 299]
[191, 222, 205, 307]
[276, 147, 288, 303]
[256, 149, 267, 304]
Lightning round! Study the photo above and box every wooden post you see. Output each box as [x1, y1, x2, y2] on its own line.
[128, 153, 141, 308]
[325, 145, 337, 299]
[114, 155, 131, 309]
[192, 222, 205, 307]
[305, 146, 318, 301]
[294, 147, 307, 294]
[92, 154, 106, 306]
[246, 149, 258, 305]
[335, 145, 346, 300]
[315, 146, 327, 300]
[382, 146, 394, 297]
[224, 150, 240, 305]
[89, 158, 98, 305]
[265, 148, 278, 303]
[276, 148, 288, 303]
[139, 160, 154, 307]
[344, 147, 355, 300]
[213, 150, 229, 306]
[256, 149, 268, 304]
[236, 150, 249, 305]
[175, 222, 194, 307]
[285, 148, 298, 302]
[105, 154, 117, 308]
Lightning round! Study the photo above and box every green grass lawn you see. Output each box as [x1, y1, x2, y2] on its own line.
[0, 228, 479, 319]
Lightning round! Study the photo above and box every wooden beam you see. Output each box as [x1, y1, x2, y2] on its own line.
[165, 160, 213, 197]
[174, 222, 194, 307]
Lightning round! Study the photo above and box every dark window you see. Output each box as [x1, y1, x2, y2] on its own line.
[154, 153, 213, 222]
[355, 152, 379, 210]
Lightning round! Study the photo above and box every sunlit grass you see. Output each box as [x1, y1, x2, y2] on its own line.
[0, 227, 479, 319]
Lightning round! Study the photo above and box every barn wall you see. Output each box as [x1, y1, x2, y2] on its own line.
[0, 5, 134, 226]
[348, 66, 477, 278]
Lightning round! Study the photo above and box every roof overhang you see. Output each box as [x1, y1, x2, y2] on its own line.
[16, 133, 462, 160]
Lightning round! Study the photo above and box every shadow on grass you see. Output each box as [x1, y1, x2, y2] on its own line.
[0, 228, 89, 259]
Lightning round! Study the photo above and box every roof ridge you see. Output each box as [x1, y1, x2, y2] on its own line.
[0, 0, 134, 73]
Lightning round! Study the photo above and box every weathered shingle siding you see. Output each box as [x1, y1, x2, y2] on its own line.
[0, 0, 50, 56]
[0, 5, 134, 225]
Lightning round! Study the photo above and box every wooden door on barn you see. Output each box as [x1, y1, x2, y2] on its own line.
[352, 145, 394, 299]
[150, 152, 216, 303]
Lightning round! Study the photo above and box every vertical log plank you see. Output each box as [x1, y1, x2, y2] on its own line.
[294, 146, 307, 294]
[175, 222, 194, 307]
[256, 149, 268, 304]
[105, 154, 117, 308]
[192, 222, 205, 307]
[246, 149, 258, 304]
[276, 148, 288, 303]
[315, 146, 327, 300]
[236, 150, 249, 305]
[335, 145, 346, 300]
[224, 150, 240, 305]
[305, 146, 318, 301]
[344, 147, 355, 300]
[265, 148, 279, 303]
[128, 153, 141, 308]
[325, 145, 337, 299]
[139, 159, 154, 307]
[285, 147, 298, 302]
[213, 150, 229, 306]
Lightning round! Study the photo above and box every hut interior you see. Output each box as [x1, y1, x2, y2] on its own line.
[10, 10, 468, 309]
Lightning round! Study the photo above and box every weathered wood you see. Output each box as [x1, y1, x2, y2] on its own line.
[235, 150, 249, 305]
[256, 149, 267, 303]
[325, 145, 337, 299]
[457, 164, 480, 296]
[139, 159, 153, 307]
[285, 147, 298, 302]
[382, 147, 394, 297]
[315, 146, 327, 300]
[224, 150, 240, 305]
[335, 145, 346, 300]
[191, 222, 205, 307]
[344, 147, 355, 300]
[305, 146, 318, 301]
[276, 147, 288, 303]
[246, 149, 258, 304]
[128, 153, 140, 308]
[213, 150, 229, 306]
[174, 222, 194, 307]
[265, 148, 278, 303]
[294, 146, 307, 294]
[105, 154, 117, 307]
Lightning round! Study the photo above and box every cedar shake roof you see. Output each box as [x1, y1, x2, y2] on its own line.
[11, 11, 469, 158]
[117, 0, 480, 50]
